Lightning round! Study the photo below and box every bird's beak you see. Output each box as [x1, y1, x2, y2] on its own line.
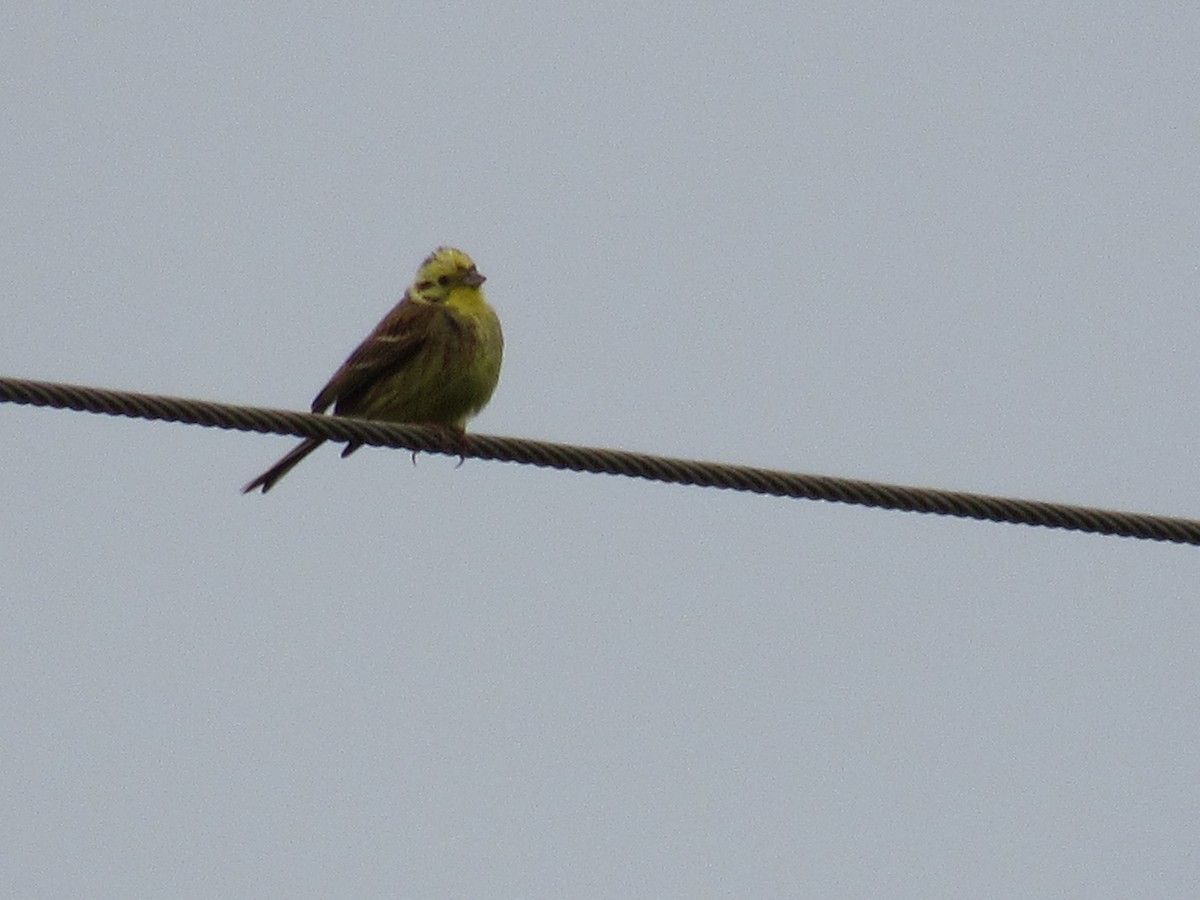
[463, 269, 486, 287]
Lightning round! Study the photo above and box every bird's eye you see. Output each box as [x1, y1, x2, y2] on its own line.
[437, 275, 449, 286]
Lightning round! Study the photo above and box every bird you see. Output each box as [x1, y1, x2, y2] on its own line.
[243, 246, 503, 493]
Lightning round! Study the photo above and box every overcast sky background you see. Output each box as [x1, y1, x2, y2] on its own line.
[3, 3, 1199, 897]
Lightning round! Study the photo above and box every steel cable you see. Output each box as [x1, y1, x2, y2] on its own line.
[3, 375, 1197, 545]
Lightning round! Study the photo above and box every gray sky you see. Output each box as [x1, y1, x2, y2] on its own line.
[3, 3, 1199, 897]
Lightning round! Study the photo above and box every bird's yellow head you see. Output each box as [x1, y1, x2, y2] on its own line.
[411, 246, 486, 304]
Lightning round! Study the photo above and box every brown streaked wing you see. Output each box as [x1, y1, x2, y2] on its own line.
[310, 297, 440, 415]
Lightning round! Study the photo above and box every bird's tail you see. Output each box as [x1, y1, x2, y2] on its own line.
[242, 438, 324, 494]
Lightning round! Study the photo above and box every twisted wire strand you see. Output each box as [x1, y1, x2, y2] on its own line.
[2, 374, 1197, 546]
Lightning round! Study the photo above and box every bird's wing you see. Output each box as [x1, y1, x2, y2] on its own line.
[310, 296, 438, 415]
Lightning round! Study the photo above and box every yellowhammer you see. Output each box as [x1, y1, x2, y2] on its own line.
[243, 246, 503, 493]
